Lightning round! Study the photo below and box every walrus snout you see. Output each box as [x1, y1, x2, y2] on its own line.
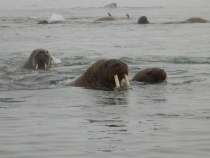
[156, 69, 167, 82]
[21, 48, 52, 70]
[37, 50, 48, 55]
[33, 49, 51, 69]
[107, 60, 130, 87]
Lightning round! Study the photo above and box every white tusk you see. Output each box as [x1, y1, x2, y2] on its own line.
[35, 64, 38, 69]
[124, 74, 130, 87]
[114, 75, 120, 88]
[44, 63, 47, 68]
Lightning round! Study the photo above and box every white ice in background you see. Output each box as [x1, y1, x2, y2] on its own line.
[52, 56, 62, 64]
[47, 13, 65, 23]
[29, 17, 37, 20]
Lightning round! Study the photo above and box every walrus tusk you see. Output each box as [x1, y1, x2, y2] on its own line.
[114, 75, 120, 87]
[36, 64, 38, 69]
[44, 63, 47, 68]
[124, 74, 130, 87]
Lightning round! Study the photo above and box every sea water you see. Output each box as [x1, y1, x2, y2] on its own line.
[0, 0, 210, 157]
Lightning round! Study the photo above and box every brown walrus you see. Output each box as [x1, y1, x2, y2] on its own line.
[37, 20, 64, 24]
[184, 17, 209, 23]
[95, 12, 119, 21]
[138, 16, 150, 24]
[131, 68, 167, 83]
[21, 48, 52, 69]
[37, 20, 49, 24]
[67, 59, 130, 88]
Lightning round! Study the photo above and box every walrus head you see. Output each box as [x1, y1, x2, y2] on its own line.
[68, 59, 130, 88]
[101, 59, 130, 87]
[22, 48, 52, 69]
[138, 16, 150, 24]
[145, 68, 167, 83]
[131, 68, 167, 83]
[32, 49, 51, 69]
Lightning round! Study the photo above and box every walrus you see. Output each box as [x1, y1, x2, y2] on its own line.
[21, 48, 52, 69]
[138, 16, 150, 24]
[37, 20, 64, 24]
[184, 17, 209, 23]
[95, 12, 119, 21]
[131, 68, 167, 83]
[37, 20, 49, 24]
[67, 59, 130, 88]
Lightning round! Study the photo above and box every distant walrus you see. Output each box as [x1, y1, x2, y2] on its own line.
[37, 20, 49, 24]
[184, 17, 209, 23]
[37, 20, 64, 24]
[21, 48, 52, 69]
[95, 12, 119, 21]
[131, 68, 167, 83]
[67, 59, 130, 88]
[138, 16, 150, 24]
[104, 3, 117, 8]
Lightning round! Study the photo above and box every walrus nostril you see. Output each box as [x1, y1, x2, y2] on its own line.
[39, 51, 45, 54]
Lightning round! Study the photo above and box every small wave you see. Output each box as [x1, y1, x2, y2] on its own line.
[121, 56, 210, 65]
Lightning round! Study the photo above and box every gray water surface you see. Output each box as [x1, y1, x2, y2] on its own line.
[0, 0, 210, 157]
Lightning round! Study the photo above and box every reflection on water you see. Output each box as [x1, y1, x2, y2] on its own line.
[83, 87, 130, 106]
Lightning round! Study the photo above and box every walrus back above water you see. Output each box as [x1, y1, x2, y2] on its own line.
[95, 12, 119, 21]
[66, 59, 130, 88]
[138, 16, 150, 24]
[131, 68, 167, 83]
[184, 17, 209, 23]
[21, 48, 52, 70]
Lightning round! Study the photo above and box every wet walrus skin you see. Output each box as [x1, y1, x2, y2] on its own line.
[21, 48, 52, 69]
[67, 59, 129, 88]
[184, 17, 209, 23]
[95, 12, 119, 21]
[138, 16, 150, 24]
[131, 68, 167, 83]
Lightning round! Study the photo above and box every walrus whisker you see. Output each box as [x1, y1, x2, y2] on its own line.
[124, 74, 130, 87]
[36, 63, 38, 69]
[114, 75, 120, 88]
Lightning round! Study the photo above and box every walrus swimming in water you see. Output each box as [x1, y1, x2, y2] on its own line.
[95, 12, 119, 21]
[184, 17, 209, 23]
[138, 16, 150, 24]
[131, 68, 167, 83]
[67, 59, 130, 88]
[37, 20, 64, 24]
[37, 20, 49, 24]
[21, 48, 52, 69]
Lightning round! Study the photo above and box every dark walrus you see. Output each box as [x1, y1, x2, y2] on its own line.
[66, 59, 130, 88]
[131, 68, 167, 83]
[184, 17, 209, 23]
[138, 16, 150, 24]
[21, 48, 52, 69]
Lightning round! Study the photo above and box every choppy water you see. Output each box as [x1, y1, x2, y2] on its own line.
[0, 0, 210, 157]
